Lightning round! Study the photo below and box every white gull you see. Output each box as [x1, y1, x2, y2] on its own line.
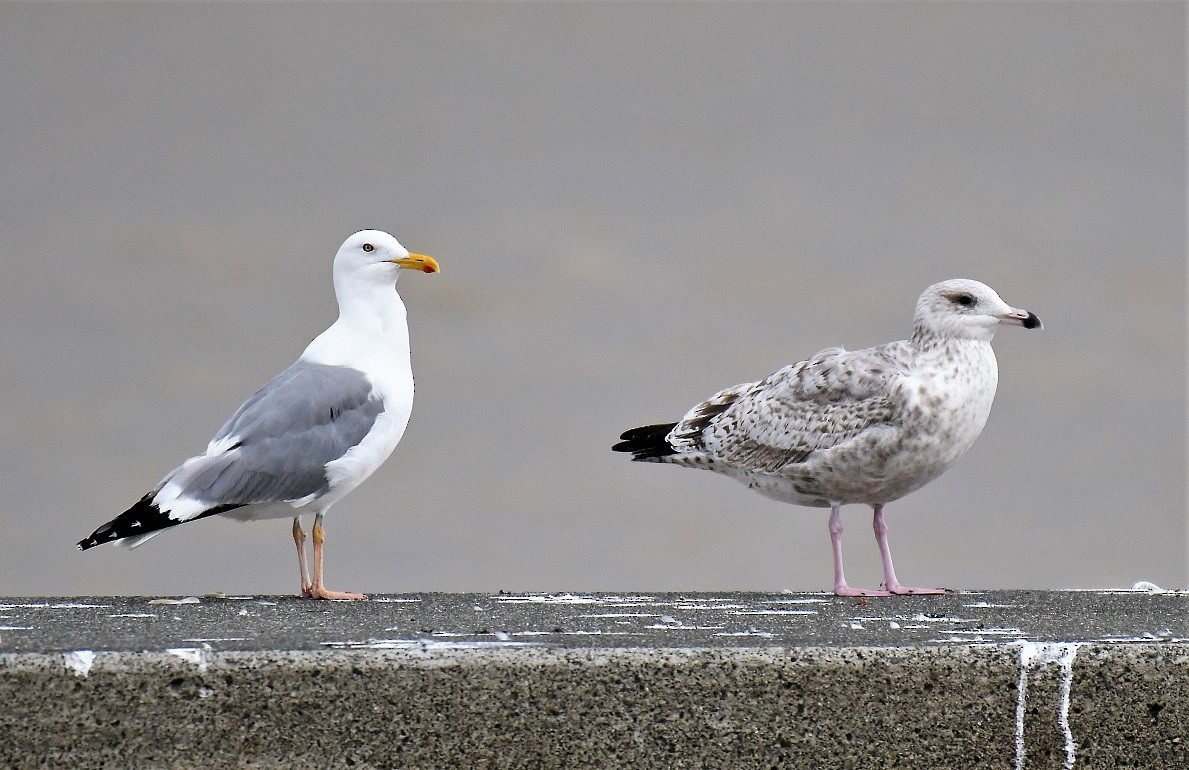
[614, 279, 1041, 596]
[78, 230, 439, 600]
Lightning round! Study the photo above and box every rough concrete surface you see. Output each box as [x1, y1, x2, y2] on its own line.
[1, 591, 1186, 769]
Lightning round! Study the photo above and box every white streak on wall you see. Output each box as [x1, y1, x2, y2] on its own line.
[166, 646, 207, 672]
[1015, 642, 1079, 770]
[64, 649, 96, 678]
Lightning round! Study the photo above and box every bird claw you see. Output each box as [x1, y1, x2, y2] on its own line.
[883, 583, 949, 595]
[834, 585, 892, 598]
[305, 586, 367, 601]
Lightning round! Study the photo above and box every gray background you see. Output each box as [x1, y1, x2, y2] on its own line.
[0, 2, 1183, 597]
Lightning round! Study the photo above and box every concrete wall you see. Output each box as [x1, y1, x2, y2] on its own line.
[1, 592, 1185, 768]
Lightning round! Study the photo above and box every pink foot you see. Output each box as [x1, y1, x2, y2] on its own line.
[835, 583, 892, 598]
[884, 582, 949, 596]
[306, 587, 367, 600]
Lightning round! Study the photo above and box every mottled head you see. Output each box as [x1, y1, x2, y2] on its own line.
[334, 229, 439, 283]
[913, 279, 1042, 342]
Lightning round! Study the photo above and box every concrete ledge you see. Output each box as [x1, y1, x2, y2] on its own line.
[1, 591, 1186, 769]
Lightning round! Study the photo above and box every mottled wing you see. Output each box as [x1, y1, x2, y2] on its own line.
[677, 344, 911, 473]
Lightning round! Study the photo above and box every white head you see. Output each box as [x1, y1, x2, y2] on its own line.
[334, 229, 439, 282]
[330, 230, 439, 314]
[913, 278, 1041, 342]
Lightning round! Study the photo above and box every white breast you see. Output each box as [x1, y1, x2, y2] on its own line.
[296, 295, 416, 512]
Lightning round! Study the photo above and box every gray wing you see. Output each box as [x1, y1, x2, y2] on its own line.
[672, 343, 912, 473]
[163, 361, 385, 507]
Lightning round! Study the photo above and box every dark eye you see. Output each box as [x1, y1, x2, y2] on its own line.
[362, 243, 374, 253]
[954, 293, 975, 307]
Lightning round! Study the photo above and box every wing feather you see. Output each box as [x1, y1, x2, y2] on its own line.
[162, 361, 385, 508]
[676, 343, 912, 474]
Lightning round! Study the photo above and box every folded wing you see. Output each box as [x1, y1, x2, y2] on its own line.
[77, 361, 385, 550]
[675, 344, 911, 474]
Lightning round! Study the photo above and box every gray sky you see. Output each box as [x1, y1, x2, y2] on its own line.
[0, 2, 1184, 597]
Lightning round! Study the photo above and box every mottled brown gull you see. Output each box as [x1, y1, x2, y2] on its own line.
[614, 279, 1041, 596]
[78, 230, 440, 600]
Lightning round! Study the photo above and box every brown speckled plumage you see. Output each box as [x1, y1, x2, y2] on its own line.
[614, 279, 1042, 595]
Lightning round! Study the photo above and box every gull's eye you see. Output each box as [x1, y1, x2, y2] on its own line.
[362, 243, 374, 253]
[953, 293, 975, 307]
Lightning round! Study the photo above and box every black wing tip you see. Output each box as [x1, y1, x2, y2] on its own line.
[75, 526, 131, 553]
[78, 495, 249, 552]
[613, 422, 679, 460]
[77, 493, 167, 552]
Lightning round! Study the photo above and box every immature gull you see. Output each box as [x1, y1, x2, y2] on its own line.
[78, 230, 439, 600]
[614, 279, 1041, 596]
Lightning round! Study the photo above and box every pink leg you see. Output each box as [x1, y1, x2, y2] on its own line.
[873, 505, 947, 595]
[293, 517, 313, 598]
[830, 504, 890, 597]
[307, 513, 366, 601]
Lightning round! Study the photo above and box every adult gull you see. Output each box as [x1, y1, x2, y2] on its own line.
[78, 230, 439, 600]
[614, 279, 1041, 596]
